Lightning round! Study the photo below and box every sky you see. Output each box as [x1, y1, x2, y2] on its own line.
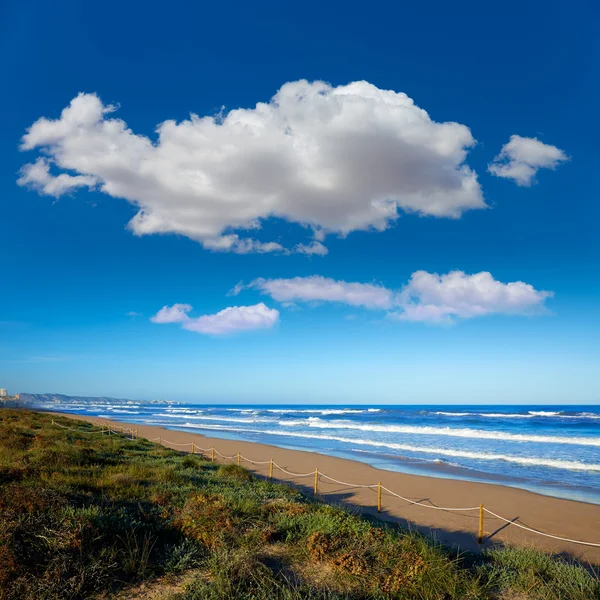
[1, 0, 599, 404]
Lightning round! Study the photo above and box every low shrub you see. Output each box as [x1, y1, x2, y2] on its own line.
[0, 410, 597, 600]
[217, 463, 254, 482]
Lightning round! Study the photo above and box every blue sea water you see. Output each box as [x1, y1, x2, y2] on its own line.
[35, 399, 600, 504]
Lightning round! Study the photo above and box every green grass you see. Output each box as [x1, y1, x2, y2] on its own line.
[0, 410, 598, 600]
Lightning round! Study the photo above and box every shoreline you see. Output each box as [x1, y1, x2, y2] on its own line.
[159, 425, 600, 506]
[57, 412, 600, 564]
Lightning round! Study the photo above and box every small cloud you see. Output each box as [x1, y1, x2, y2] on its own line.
[392, 270, 553, 324]
[488, 135, 568, 186]
[227, 281, 246, 297]
[126, 311, 142, 318]
[150, 302, 279, 335]
[295, 241, 328, 256]
[150, 304, 192, 324]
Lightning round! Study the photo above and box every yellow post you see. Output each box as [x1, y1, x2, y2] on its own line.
[211, 447, 215, 462]
[314, 468, 319, 495]
[269, 459, 273, 479]
[478, 504, 484, 544]
[52, 419, 55, 425]
[237, 452, 241, 466]
[191, 442, 195, 454]
[377, 481, 382, 513]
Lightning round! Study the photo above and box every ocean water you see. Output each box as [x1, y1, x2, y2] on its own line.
[35, 399, 600, 504]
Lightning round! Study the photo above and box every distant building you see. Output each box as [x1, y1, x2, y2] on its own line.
[0, 389, 6, 398]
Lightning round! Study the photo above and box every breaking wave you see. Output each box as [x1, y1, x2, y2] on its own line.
[174, 422, 600, 473]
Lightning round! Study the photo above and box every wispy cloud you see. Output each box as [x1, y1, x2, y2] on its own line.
[232, 272, 553, 325]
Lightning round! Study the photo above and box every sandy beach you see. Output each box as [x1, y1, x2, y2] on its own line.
[60, 412, 600, 565]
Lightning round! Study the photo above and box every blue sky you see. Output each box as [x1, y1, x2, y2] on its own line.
[1, 0, 599, 404]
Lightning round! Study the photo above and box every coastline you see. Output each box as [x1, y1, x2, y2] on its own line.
[58, 412, 600, 565]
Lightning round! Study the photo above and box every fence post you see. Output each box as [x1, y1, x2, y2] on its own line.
[314, 468, 319, 496]
[191, 442, 195, 454]
[378, 481, 382, 513]
[478, 504, 484, 544]
[237, 452, 241, 466]
[211, 447, 215, 462]
[269, 459, 273, 480]
[159, 436, 162, 445]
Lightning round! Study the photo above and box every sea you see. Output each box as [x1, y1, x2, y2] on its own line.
[33, 398, 600, 505]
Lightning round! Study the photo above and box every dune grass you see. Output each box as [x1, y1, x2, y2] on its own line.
[0, 410, 598, 600]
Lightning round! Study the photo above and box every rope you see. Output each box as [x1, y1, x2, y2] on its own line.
[272, 462, 317, 478]
[53, 422, 102, 434]
[161, 440, 194, 448]
[49, 421, 600, 548]
[483, 508, 600, 548]
[239, 455, 272, 465]
[381, 486, 480, 512]
[214, 449, 239, 460]
[319, 473, 379, 489]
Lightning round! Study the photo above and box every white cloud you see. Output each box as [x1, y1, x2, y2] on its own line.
[488, 135, 568, 186]
[393, 270, 553, 324]
[17, 158, 97, 197]
[150, 302, 279, 335]
[233, 272, 552, 324]
[294, 241, 329, 256]
[150, 303, 192, 324]
[240, 275, 394, 310]
[19, 82, 486, 253]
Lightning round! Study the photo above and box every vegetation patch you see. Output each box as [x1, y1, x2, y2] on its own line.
[0, 409, 598, 600]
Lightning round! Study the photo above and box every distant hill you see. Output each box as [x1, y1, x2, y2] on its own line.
[18, 393, 175, 405]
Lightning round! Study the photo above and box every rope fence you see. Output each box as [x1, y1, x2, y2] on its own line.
[51, 418, 600, 549]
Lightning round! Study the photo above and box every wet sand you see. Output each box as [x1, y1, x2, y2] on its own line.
[59, 412, 600, 565]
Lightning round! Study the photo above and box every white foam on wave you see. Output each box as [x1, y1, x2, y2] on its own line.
[107, 409, 140, 414]
[434, 410, 600, 419]
[153, 413, 274, 424]
[266, 408, 371, 415]
[173, 422, 600, 472]
[278, 418, 600, 447]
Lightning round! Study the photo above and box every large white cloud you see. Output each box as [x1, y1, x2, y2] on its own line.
[239, 275, 394, 309]
[151, 302, 279, 335]
[393, 270, 553, 323]
[235, 272, 552, 323]
[488, 135, 568, 186]
[18, 81, 486, 253]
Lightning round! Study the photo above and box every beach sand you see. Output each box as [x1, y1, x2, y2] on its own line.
[59, 413, 600, 565]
